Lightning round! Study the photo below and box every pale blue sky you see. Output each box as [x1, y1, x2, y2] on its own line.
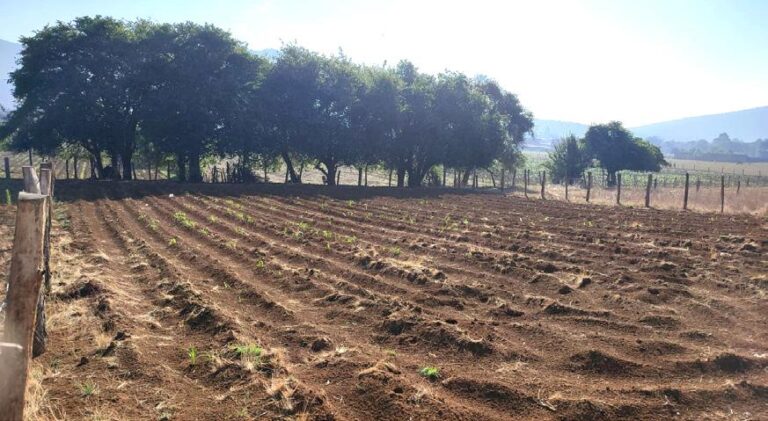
[1, 0, 766, 126]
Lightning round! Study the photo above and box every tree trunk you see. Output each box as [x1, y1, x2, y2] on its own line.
[396, 167, 406, 187]
[461, 169, 471, 186]
[121, 153, 133, 181]
[176, 153, 187, 182]
[323, 162, 338, 186]
[280, 151, 300, 183]
[188, 152, 202, 183]
[110, 154, 120, 179]
[92, 153, 104, 179]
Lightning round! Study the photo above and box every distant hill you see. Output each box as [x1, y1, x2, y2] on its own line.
[251, 48, 280, 60]
[532, 119, 589, 140]
[0, 39, 21, 110]
[632, 106, 768, 143]
[532, 107, 768, 152]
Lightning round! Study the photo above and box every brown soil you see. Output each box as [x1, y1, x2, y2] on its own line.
[3, 181, 767, 420]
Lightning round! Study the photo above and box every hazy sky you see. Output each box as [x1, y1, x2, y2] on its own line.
[1, 0, 767, 126]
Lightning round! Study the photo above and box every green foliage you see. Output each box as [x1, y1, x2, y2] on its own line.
[419, 366, 440, 380]
[80, 381, 97, 397]
[168, 237, 178, 247]
[545, 135, 589, 184]
[173, 211, 196, 229]
[187, 346, 198, 365]
[232, 344, 263, 360]
[5, 189, 11, 206]
[582, 122, 667, 185]
[1, 17, 534, 187]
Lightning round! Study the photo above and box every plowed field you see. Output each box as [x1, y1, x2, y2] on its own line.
[11, 183, 768, 420]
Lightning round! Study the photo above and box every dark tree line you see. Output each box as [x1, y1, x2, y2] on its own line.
[0, 16, 534, 186]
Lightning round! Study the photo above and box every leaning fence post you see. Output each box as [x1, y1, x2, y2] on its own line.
[645, 174, 652, 208]
[4, 157, 10, 180]
[586, 172, 592, 203]
[720, 175, 725, 213]
[540, 171, 546, 199]
[0, 192, 48, 421]
[683, 172, 690, 210]
[616, 173, 622, 205]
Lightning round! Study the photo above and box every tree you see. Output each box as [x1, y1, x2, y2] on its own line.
[260, 45, 324, 183]
[545, 135, 589, 184]
[2, 16, 144, 179]
[582, 122, 667, 185]
[140, 22, 245, 182]
[478, 80, 533, 171]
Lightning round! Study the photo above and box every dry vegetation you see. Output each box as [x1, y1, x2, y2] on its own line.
[1, 183, 767, 420]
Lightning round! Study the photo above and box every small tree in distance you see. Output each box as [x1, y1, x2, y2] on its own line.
[545, 135, 589, 184]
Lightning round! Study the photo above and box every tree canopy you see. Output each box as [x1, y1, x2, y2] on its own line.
[546, 122, 668, 185]
[0, 16, 538, 186]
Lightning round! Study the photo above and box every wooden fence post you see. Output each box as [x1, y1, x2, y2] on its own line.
[695, 178, 700, 192]
[28, 149, 33, 165]
[720, 175, 725, 213]
[4, 157, 10, 179]
[21, 166, 41, 194]
[442, 167, 447, 187]
[586, 172, 592, 203]
[511, 169, 516, 193]
[683, 172, 690, 210]
[564, 176, 569, 201]
[540, 171, 546, 199]
[73, 156, 79, 180]
[524, 170, 529, 198]
[500, 168, 505, 192]
[737, 179, 741, 194]
[645, 174, 652, 208]
[39, 166, 53, 294]
[616, 173, 622, 205]
[336, 170, 341, 185]
[0, 192, 48, 421]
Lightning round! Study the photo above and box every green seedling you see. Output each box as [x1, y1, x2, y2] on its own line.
[173, 211, 196, 229]
[208, 215, 218, 223]
[255, 259, 265, 269]
[389, 247, 401, 257]
[419, 366, 439, 380]
[168, 238, 178, 247]
[344, 235, 357, 244]
[187, 346, 199, 365]
[5, 189, 11, 206]
[322, 230, 334, 240]
[80, 381, 98, 397]
[232, 344, 263, 360]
